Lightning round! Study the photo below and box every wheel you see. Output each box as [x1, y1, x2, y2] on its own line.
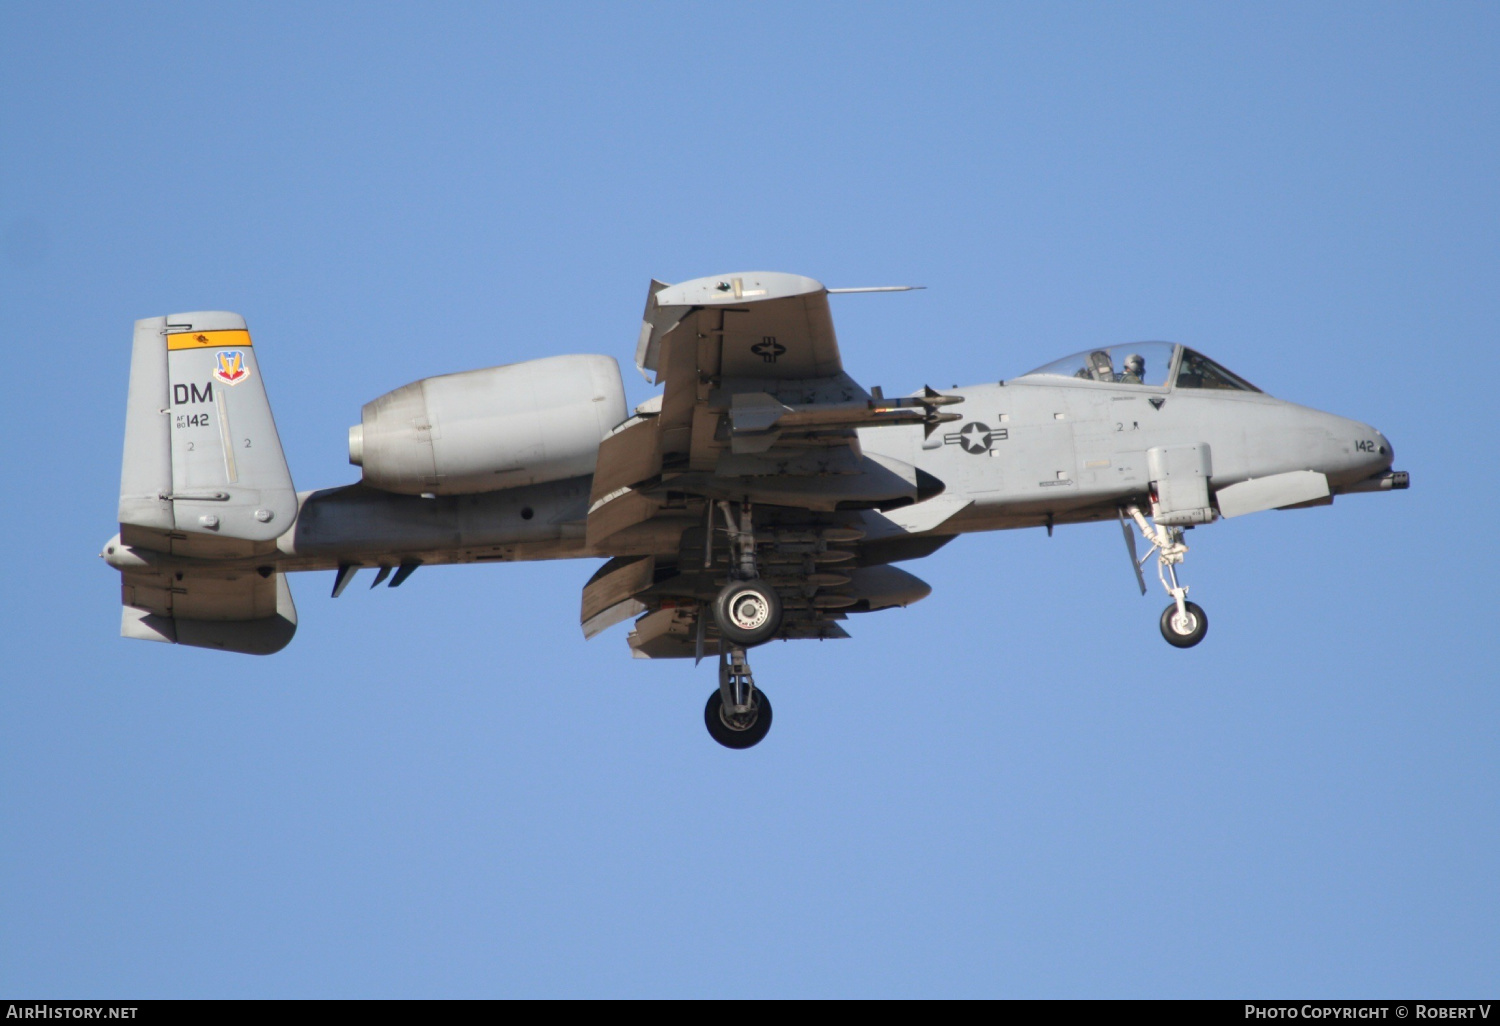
[1160, 600, 1208, 648]
[705, 688, 773, 749]
[713, 579, 783, 647]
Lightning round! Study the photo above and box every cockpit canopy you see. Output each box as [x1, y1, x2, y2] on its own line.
[1018, 342, 1261, 393]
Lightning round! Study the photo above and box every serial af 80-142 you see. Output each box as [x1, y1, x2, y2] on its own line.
[102, 272, 1408, 748]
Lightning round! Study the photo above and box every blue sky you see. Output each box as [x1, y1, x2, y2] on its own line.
[1, 1, 1496, 997]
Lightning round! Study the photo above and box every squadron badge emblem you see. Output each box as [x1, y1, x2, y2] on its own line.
[212, 350, 251, 386]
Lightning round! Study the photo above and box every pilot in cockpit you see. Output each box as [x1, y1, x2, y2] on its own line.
[1076, 350, 1117, 382]
[1121, 353, 1145, 384]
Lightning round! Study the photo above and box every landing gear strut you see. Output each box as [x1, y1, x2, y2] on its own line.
[1124, 504, 1209, 649]
[701, 502, 781, 747]
[705, 645, 772, 749]
[711, 500, 783, 646]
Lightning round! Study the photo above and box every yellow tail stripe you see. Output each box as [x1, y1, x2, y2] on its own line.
[166, 329, 253, 351]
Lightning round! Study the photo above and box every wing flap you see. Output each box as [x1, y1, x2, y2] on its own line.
[585, 488, 659, 548]
[119, 523, 280, 560]
[589, 419, 662, 505]
[580, 555, 656, 637]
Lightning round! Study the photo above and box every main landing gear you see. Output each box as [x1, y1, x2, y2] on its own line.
[706, 646, 773, 749]
[1123, 504, 1209, 649]
[704, 500, 781, 748]
[714, 579, 783, 647]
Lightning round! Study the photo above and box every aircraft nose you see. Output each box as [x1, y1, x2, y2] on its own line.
[1362, 426, 1395, 473]
[1319, 414, 1393, 486]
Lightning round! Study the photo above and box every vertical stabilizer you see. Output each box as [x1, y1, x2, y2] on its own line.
[119, 312, 297, 541]
[113, 313, 299, 654]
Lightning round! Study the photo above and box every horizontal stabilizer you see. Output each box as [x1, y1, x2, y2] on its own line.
[121, 571, 297, 655]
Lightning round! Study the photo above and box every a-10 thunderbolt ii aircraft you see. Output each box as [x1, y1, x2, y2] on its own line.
[103, 272, 1408, 748]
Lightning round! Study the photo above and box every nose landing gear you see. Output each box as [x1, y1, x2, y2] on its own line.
[1124, 504, 1209, 649]
[1160, 599, 1208, 648]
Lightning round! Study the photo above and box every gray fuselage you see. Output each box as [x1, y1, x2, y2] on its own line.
[143, 368, 1391, 579]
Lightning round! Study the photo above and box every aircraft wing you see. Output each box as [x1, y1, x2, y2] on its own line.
[634, 272, 845, 389]
[589, 272, 960, 545]
[583, 272, 956, 657]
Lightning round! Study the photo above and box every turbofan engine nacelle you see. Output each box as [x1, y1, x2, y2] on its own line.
[349, 354, 627, 496]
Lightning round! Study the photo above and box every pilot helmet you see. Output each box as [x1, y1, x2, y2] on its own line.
[1124, 353, 1145, 374]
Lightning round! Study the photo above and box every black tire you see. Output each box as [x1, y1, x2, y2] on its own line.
[1160, 600, 1208, 648]
[705, 688, 773, 749]
[713, 579, 783, 647]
